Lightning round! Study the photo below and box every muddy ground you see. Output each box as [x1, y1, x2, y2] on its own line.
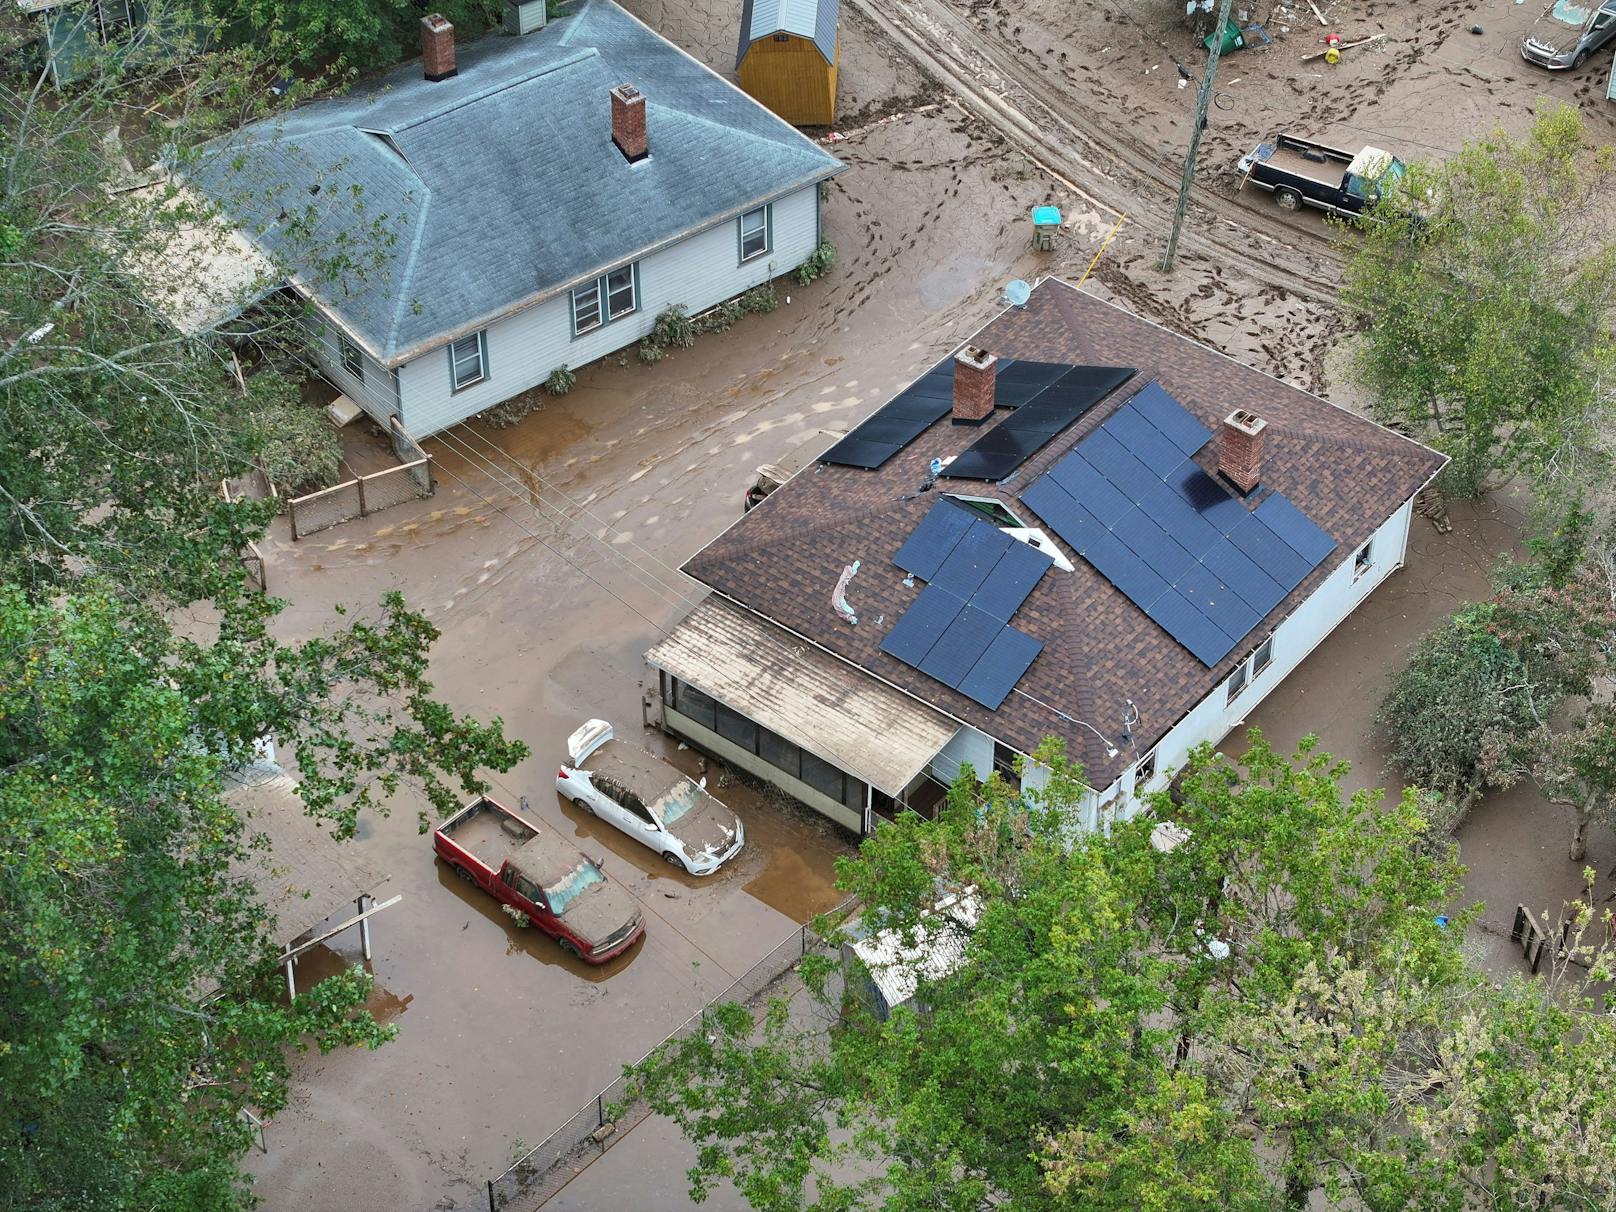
[246, 2, 1614, 1208]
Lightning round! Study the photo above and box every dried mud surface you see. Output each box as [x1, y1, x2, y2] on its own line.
[247, 3, 1614, 1207]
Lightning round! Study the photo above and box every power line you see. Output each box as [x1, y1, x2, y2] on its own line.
[429, 429, 696, 614]
[452, 423, 700, 590]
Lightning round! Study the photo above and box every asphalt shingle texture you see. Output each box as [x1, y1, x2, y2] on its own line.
[683, 280, 1446, 791]
[191, 0, 842, 364]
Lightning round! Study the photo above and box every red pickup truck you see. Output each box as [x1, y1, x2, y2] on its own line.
[433, 795, 644, 964]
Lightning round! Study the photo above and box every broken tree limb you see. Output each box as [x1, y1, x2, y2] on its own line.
[1300, 32, 1385, 61]
[1307, 0, 1328, 25]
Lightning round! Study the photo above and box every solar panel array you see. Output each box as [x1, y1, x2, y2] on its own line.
[1017, 383, 1336, 667]
[881, 500, 1053, 710]
[943, 363, 1136, 481]
[820, 358, 1136, 474]
[819, 359, 954, 470]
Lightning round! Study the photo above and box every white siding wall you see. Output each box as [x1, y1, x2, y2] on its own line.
[395, 184, 823, 436]
[930, 725, 989, 784]
[308, 312, 399, 422]
[1097, 495, 1418, 820]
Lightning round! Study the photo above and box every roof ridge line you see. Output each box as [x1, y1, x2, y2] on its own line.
[389, 46, 601, 134]
[383, 189, 433, 358]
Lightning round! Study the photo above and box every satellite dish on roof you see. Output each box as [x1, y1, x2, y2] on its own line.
[1004, 279, 1031, 308]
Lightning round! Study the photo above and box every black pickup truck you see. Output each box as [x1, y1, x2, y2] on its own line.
[1237, 134, 1408, 219]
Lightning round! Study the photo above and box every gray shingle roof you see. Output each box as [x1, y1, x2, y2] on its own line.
[737, 0, 840, 66]
[191, 0, 843, 365]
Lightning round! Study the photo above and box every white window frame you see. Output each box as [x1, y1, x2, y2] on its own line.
[1252, 633, 1274, 678]
[739, 204, 770, 263]
[339, 335, 364, 382]
[605, 265, 637, 321]
[1134, 748, 1157, 787]
[449, 331, 487, 392]
[571, 280, 602, 335]
[1227, 633, 1275, 705]
[1353, 540, 1373, 580]
[1225, 660, 1249, 705]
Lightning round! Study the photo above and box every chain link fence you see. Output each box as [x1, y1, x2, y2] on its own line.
[486, 901, 853, 1212]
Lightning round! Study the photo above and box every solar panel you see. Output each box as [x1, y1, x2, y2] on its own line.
[957, 627, 1044, 710]
[1226, 514, 1313, 591]
[1101, 407, 1187, 477]
[892, 499, 975, 581]
[919, 605, 1002, 687]
[941, 364, 1135, 482]
[1254, 492, 1337, 564]
[1128, 382, 1214, 455]
[932, 521, 1014, 598]
[878, 584, 963, 666]
[971, 539, 1054, 621]
[1018, 383, 1336, 667]
[1145, 591, 1233, 666]
[819, 360, 954, 469]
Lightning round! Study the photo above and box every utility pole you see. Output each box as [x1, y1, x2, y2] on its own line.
[1161, 0, 1235, 272]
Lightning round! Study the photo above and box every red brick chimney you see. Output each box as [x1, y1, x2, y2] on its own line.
[952, 345, 997, 425]
[611, 84, 648, 163]
[421, 14, 457, 82]
[1219, 409, 1266, 494]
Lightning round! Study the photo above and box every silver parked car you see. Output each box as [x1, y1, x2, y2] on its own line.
[1522, 0, 1616, 69]
[555, 720, 745, 875]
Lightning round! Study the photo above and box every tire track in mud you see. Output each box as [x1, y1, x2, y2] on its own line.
[849, 0, 1348, 305]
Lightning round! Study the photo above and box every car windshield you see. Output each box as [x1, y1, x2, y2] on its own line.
[657, 779, 702, 826]
[1548, 0, 1592, 27]
[543, 861, 604, 914]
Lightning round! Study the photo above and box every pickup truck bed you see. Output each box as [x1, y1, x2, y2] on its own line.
[1261, 141, 1352, 188]
[435, 797, 536, 870]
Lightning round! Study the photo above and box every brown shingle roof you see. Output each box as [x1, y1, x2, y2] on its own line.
[682, 279, 1444, 788]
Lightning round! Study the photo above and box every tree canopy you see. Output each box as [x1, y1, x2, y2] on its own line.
[0, 15, 527, 1208]
[1342, 102, 1616, 504]
[631, 737, 1616, 1211]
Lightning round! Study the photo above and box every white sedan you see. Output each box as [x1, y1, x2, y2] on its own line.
[555, 720, 745, 875]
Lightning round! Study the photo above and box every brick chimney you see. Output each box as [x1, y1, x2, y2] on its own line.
[952, 345, 997, 425]
[1219, 409, 1266, 494]
[421, 14, 457, 82]
[611, 84, 648, 163]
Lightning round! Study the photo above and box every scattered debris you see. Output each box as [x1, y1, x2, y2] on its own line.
[1307, 0, 1328, 25]
[1300, 32, 1386, 61]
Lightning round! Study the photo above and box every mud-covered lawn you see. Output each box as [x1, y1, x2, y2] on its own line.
[241, 3, 1612, 1207]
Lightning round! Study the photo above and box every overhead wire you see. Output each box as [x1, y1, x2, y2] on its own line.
[429, 428, 697, 614]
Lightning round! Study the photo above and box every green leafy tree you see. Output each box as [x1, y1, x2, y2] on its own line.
[0, 586, 524, 1210]
[1378, 566, 1615, 807]
[0, 20, 528, 1208]
[200, 0, 509, 73]
[630, 735, 1507, 1211]
[1342, 102, 1616, 500]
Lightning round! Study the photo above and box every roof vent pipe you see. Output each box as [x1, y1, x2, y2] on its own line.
[952, 345, 997, 426]
[1219, 409, 1266, 494]
[420, 14, 457, 81]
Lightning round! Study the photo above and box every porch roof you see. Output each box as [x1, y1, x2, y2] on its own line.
[647, 595, 958, 796]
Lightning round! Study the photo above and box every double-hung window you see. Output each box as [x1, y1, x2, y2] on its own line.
[572, 279, 602, 334]
[339, 336, 364, 382]
[570, 263, 638, 335]
[605, 265, 637, 320]
[1226, 633, 1276, 705]
[449, 331, 486, 391]
[739, 204, 770, 262]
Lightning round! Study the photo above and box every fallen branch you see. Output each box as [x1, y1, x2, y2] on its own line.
[1301, 32, 1386, 62]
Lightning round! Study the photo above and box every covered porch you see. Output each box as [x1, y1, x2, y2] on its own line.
[646, 597, 960, 835]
